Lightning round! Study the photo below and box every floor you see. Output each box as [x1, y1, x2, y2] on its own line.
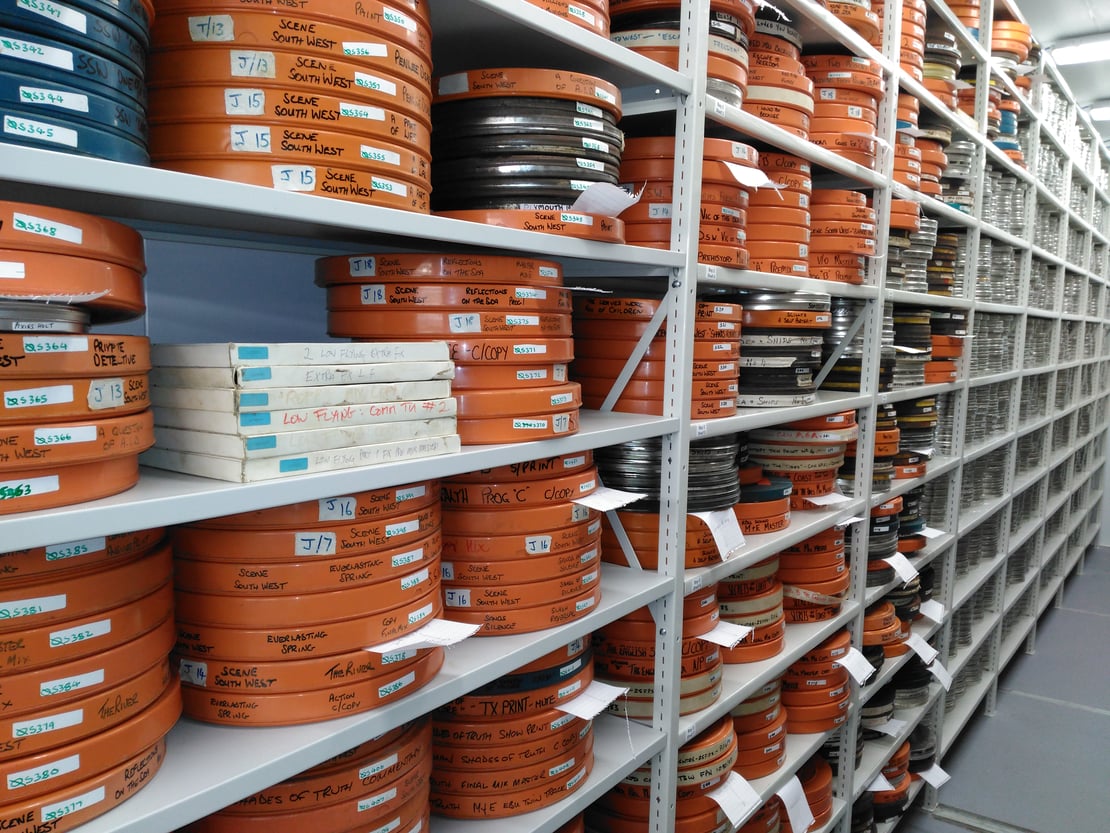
[898, 545, 1110, 833]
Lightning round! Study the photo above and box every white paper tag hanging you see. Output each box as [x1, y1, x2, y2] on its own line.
[709, 771, 763, 826]
[916, 762, 951, 788]
[920, 526, 945, 539]
[723, 161, 774, 189]
[557, 680, 627, 720]
[805, 492, 854, 506]
[928, 659, 954, 691]
[691, 509, 745, 559]
[871, 717, 908, 737]
[836, 647, 877, 684]
[571, 182, 642, 215]
[905, 632, 939, 665]
[868, 772, 895, 791]
[698, 620, 753, 648]
[919, 599, 946, 622]
[366, 619, 479, 652]
[777, 777, 815, 833]
[572, 486, 645, 512]
[883, 552, 919, 583]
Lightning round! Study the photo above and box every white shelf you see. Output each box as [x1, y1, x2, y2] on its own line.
[0, 410, 677, 550]
[74, 565, 668, 833]
[696, 392, 872, 438]
[699, 264, 880, 299]
[948, 616, 998, 680]
[952, 553, 1006, 613]
[999, 614, 1037, 670]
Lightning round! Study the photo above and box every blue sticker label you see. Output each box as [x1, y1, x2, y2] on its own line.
[236, 346, 269, 360]
[241, 367, 272, 381]
[279, 457, 309, 473]
[239, 413, 272, 427]
[239, 393, 269, 407]
[246, 436, 278, 451]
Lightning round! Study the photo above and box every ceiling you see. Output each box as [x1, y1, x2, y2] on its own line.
[1008, 0, 1110, 145]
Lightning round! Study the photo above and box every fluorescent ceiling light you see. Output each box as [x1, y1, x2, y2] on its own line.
[1052, 37, 1110, 66]
[1090, 106, 1110, 121]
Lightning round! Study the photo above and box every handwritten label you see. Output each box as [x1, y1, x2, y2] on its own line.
[340, 101, 384, 121]
[188, 14, 233, 40]
[86, 379, 124, 410]
[317, 496, 355, 521]
[361, 144, 400, 166]
[4, 114, 77, 147]
[41, 785, 103, 823]
[12, 212, 82, 244]
[23, 336, 88, 354]
[45, 536, 105, 561]
[223, 88, 264, 115]
[230, 50, 275, 78]
[355, 71, 397, 96]
[343, 42, 387, 57]
[230, 124, 271, 152]
[0, 35, 73, 69]
[271, 165, 316, 191]
[294, 532, 337, 556]
[0, 593, 65, 621]
[0, 474, 59, 502]
[48, 617, 109, 648]
[12, 707, 82, 739]
[7, 752, 79, 790]
[39, 668, 103, 698]
[377, 670, 415, 699]
[19, 85, 87, 112]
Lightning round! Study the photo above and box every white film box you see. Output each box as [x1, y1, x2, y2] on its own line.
[150, 341, 450, 367]
[150, 361, 455, 390]
[150, 380, 452, 413]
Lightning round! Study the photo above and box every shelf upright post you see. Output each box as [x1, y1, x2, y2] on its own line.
[644, 2, 711, 831]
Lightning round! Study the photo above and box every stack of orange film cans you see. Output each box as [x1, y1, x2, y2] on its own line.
[730, 678, 790, 778]
[781, 523, 850, 620]
[810, 190, 877, 273]
[431, 639, 595, 819]
[0, 528, 178, 830]
[748, 411, 856, 509]
[947, 0, 980, 37]
[431, 67, 627, 242]
[863, 598, 910, 660]
[894, 132, 925, 192]
[873, 0, 927, 83]
[0, 201, 154, 515]
[172, 481, 445, 725]
[745, 14, 811, 139]
[590, 715, 742, 831]
[803, 54, 883, 170]
[718, 557, 785, 663]
[824, 0, 880, 44]
[601, 508, 722, 570]
[597, 588, 724, 717]
[775, 753, 836, 832]
[183, 718, 432, 833]
[782, 643, 852, 735]
[147, 0, 433, 210]
[991, 18, 1032, 64]
[439, 454, 603, 636]
[748, 152, 813, 279]
[572, 294, 741, 419]
[528, 0, 610, 35]
[872, 740, 912, 821]
[619, 135, 757, 268]
[609, 0, 755, 108]
[592, 584, 722, 703]
[318, 253, 582, 445]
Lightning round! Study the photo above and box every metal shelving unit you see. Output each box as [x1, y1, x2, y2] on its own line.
[1, 1, 1108, 833]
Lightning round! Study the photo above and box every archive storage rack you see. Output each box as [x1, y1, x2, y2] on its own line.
[0, 1, 1107, 832]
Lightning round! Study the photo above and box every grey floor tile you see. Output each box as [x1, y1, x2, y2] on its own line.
[1000, 606, 1110, 711]
[899, 807, 973, 833]
[1059, 566, 1110, 615]
[935, 691, 1110, 833]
